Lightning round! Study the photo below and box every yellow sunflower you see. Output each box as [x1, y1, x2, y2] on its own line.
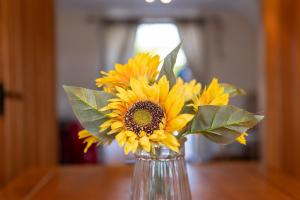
[177, 78, 201, 102]
[96, 53, 160, 92]
[78, 130, 99, 153]
[99, 76, 194, 154]
[192, 78, 229, 111]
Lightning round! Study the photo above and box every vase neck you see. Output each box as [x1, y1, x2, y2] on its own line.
[135, 145, 185, 160]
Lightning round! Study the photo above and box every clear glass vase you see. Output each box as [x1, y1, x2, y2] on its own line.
[130, 145, 192, 200]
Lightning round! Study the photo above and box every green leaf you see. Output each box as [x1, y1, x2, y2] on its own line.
[63, 85, 115, 144]
[190, 105, 264, 145]
[181, 104, 195, 114]
[254, 115, 264, 121]
[157, 42, 182, 86]
[221, 83, 246, 97]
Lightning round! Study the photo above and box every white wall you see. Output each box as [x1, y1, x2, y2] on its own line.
[56, 7, 101, 120]
[209, 14, 258, 90]
[206, 12, 259, 111]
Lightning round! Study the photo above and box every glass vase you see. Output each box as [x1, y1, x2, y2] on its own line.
[130, 145, 192, 200]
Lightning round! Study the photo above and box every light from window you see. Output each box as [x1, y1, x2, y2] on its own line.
[134, 23, 187, 75]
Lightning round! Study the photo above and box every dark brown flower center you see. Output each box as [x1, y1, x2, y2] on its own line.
[125, 101, 164, 135]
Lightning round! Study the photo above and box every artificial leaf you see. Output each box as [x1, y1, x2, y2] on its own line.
[63, 85, 115, 144]
[181, 104, 195, 114]
[221, 83, 246, 97]
[254, 115, 264, 121]
[190, 105, 263, 144]
[157, 42, 182, 86]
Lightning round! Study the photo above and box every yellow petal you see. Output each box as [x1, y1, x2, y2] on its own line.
[176, 77, 184, 85]
[106, 112, 120, 118]
[124, 142, 133, 155]
[124, 140, 139, 154]
[127, 135, 135, 143]
[116, 86, 135, 104]
[108, 98, 122, 102]
[161, 134, 180, 153]
[115, 131, 126, 147]
[149, 83, 160, 103]
[107, 128, 121, 135]
[166, 97, 184, 121]
[125, 130, 136, 137]
[99, 119, 115, 132]
[139, 135, 151, 152]
[164, 82, 185, 120]
[210, 93, 229, 105]
[131, 140, 139, 153]
[165, 134, 180, 146]
[99, 106, 110, 112]
[183, 79, 201, 101]
[130, 78, 147, 99]
[158, 76, 169, 104]
[236, 132, 248, 145]
[139, 131, 146, 137]
[100, 119, 114, 128]
[78, 130, 92, 139]
[111, 121, 124, 130]
[83, 141, 93, 153]
[149, 130, 167, 142]
[83, 137, 99, 153]
[166, 114, 194, 132]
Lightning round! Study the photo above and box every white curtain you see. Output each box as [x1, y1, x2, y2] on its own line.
[97, 21, 138, 164]
[177, 22, 209, 82]
[98, 21, 138, 71]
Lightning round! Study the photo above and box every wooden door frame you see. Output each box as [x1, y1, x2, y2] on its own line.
[262, 0, 300, 178]
[0, 0, 57, 187]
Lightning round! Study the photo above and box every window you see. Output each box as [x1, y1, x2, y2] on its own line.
[134, 23, 188, 76]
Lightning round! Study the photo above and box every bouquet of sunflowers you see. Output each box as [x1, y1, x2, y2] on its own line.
[64, 43, 263, 155]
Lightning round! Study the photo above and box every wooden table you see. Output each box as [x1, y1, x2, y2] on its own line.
[1, 162, 300, 200]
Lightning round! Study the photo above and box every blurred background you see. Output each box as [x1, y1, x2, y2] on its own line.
[56, 0, 263, 165]
[1, 0, 300, 190]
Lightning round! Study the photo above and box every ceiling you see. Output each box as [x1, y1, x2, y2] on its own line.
[57, 0, 260, 23]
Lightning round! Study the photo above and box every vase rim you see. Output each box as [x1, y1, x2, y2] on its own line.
[134, 144, 185, 160]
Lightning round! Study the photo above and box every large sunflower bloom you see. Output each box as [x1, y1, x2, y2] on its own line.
[96, 53, 160, 92]
[99, 76, 194, 154]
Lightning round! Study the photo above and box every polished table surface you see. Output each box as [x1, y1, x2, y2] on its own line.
[1, 162, 300, 200]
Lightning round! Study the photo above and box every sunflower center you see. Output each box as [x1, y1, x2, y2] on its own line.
[125, 101, 164, 135]
[133, 109, 152, 126]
